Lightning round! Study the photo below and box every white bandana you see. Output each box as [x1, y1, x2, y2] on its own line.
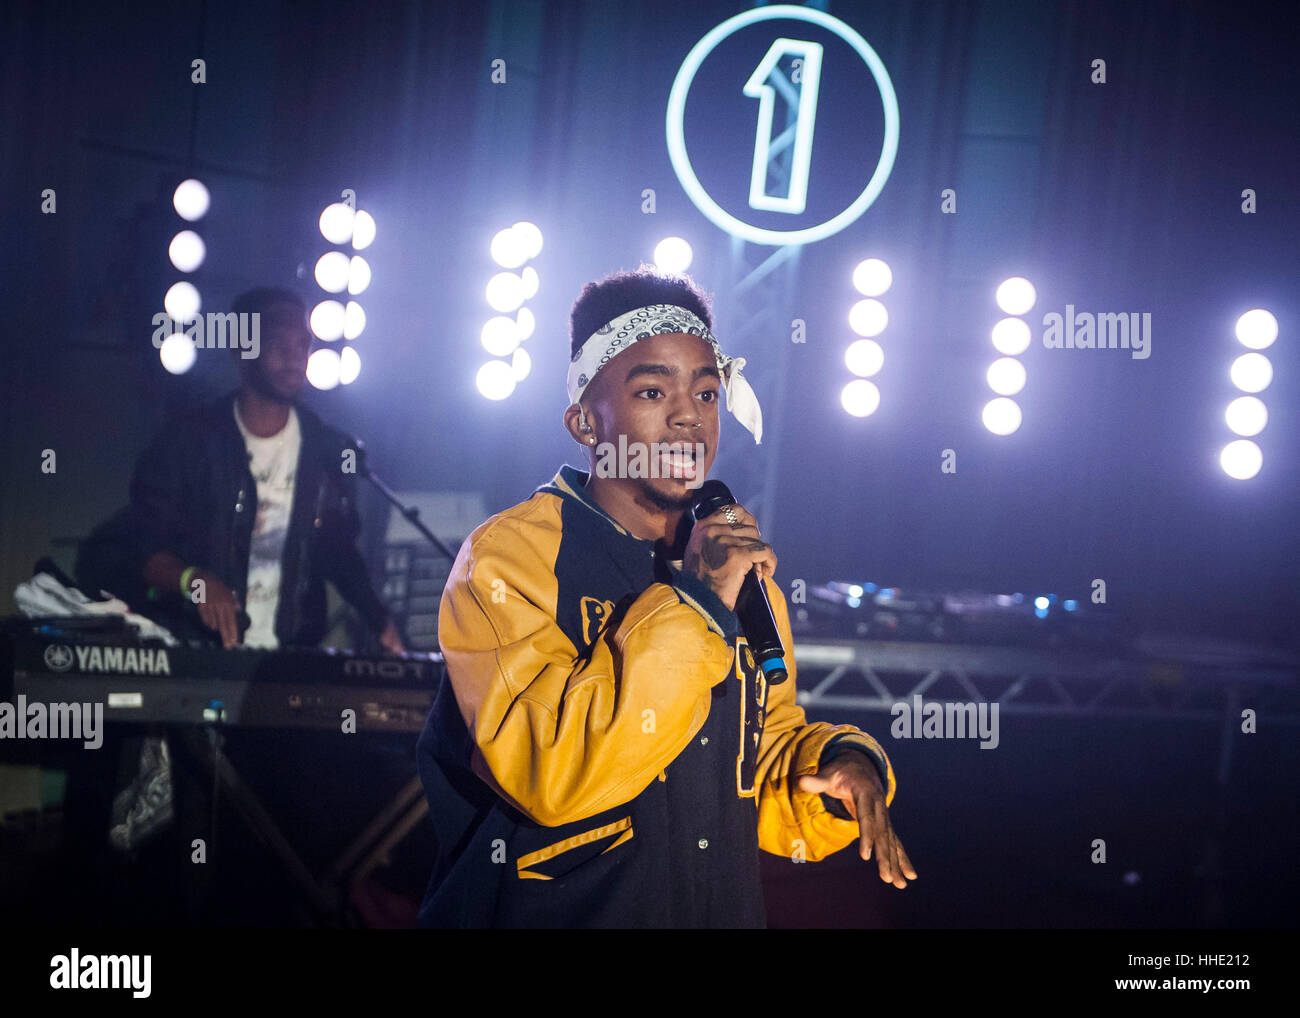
[566, 303, 763, 444]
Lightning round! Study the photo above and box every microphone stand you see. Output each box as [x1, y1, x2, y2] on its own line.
[349, 438, 457, 659]
[355, 446, 458, 563]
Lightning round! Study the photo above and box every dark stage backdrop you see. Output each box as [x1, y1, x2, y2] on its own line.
[3, 0, 1296, 643]
[1, 0, 1297, 927]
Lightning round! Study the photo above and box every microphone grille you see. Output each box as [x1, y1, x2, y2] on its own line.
[691, 479, 735, 521]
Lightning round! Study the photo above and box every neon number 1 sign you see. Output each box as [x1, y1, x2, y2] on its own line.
[744, 39, 824, 215]
[667, 5, 899, 246]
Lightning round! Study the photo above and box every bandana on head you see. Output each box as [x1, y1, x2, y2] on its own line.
[565, 303, 763, 444]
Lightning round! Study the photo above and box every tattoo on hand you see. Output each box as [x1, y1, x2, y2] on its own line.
[701, 536, 728, 570]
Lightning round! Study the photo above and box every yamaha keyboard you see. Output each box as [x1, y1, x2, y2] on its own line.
[4, 628, 443, 733]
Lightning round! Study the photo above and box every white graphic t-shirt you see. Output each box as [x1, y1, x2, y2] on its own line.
[234, 403, 301, 649]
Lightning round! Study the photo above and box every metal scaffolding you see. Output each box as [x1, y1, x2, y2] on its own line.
[791, 638, 1300, 724]
[716, 43, 808, 546]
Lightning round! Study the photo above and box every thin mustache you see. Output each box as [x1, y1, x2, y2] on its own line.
[655, 441, 706, 452]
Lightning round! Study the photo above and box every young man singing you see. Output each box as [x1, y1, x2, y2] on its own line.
[416, 268, 914, 927]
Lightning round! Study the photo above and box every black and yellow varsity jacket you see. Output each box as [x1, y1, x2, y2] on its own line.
[415, 465, 897, 928]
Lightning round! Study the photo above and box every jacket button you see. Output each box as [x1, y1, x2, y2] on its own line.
[698, 838, 709, 850]
[699, 736, 708, 746]
[234, 503, 244, 512]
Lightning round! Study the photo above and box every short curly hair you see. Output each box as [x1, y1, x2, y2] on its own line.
[568, 266, 714, 360]
[232, 286, 304, 320]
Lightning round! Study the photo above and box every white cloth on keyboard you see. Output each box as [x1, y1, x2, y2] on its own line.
[13, 571, 179, 646]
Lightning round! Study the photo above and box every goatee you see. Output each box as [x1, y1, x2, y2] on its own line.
[641, 482, 694, 512]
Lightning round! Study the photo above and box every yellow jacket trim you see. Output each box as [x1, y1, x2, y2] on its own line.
[515, 816, 634, 880]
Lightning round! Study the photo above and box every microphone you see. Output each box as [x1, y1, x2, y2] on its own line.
[346, 435, 370, 476]
[691, 480, 789, 685]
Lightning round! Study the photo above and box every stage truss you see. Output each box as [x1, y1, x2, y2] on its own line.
[792, 639, 1300, 725]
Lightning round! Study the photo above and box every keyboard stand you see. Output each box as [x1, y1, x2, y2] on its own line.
[177, 727, 342, 923]
[328, 775, 428, 891]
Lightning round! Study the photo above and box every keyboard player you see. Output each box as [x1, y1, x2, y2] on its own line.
[114, 287, 402, 654]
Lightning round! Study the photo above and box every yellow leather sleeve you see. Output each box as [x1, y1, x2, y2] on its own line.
[753, 578, 898, 861]
[438, 502, 736, 828]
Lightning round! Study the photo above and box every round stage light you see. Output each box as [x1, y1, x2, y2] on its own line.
[314, 251, 350, 293]
[844, 339, 884, 377]
[159, 333, 196, 374]
[848, 299, 888, 338]
[343, 301, 366, 340]
[1235, 308, 1277, 350]
[173, 179, 210, 221]
[476, 359, 516, 400]
[310, 300, 345, 341]
[1230, 352, 1272, 393]
[307, 349, 341, 390]
[319, 203, 355, 245]
[840, 379, 881, 417]
[982, 397, 1022, 435]
[481, 317, 520, 357]
[1220, 439, 1262, 480]
[520, 265, 539, 300]
[347, 255, 371, 295]
[339, 346, 361, 385]
[351, 210, 376, 250]
[490, 227, 528, 269]
[1224, 395, 1267, 437]
[515, 306, 535, 341]
[987, 357, 1027, 395]
[486, 271, 525, 313]
[995, 277, 1036, 316]
[511, 347, 532, 381]
[164, 281, 201, 322]
[991, 317, 1032, 355]
[653, 237, 693, 274]
[168, 230, 206, 273]
[512, 221, 543, 260]
[852, 258, 892, 297]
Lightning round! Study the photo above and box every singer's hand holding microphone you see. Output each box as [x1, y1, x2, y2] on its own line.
[683, 499, 775, 611]
[687, 480, 789, 685]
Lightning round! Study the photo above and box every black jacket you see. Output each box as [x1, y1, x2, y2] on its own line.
[123, 390, 388, 647]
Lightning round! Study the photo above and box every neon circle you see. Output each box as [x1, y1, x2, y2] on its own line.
[666, 5, 900, 246]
